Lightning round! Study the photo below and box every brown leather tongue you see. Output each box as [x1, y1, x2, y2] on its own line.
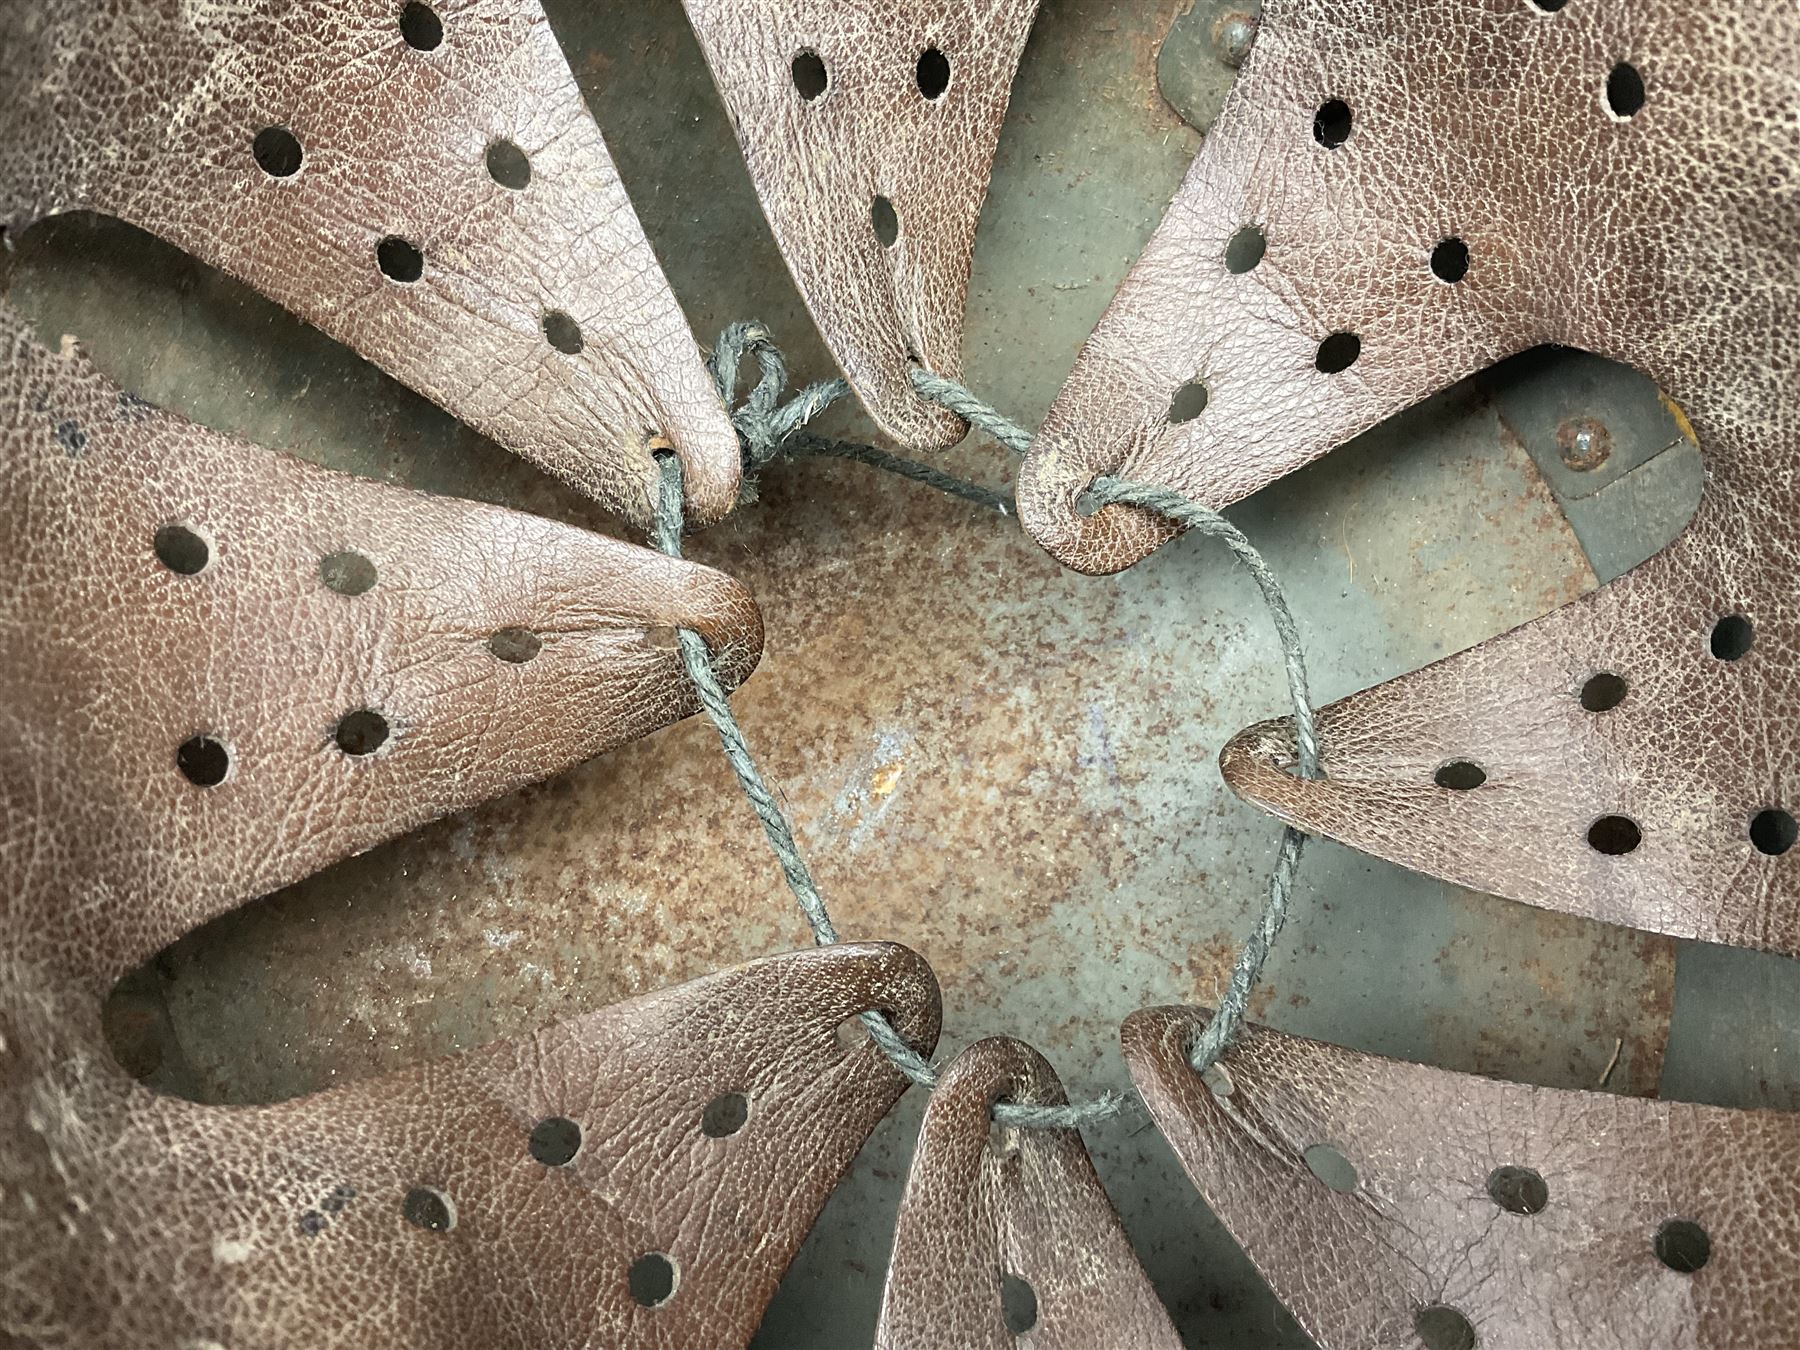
[0, 0, 740, 528]
[680, 0, 1042, 450]
[1124, 1005, 1800, 1350]
[876, 1038, 1182, 1349]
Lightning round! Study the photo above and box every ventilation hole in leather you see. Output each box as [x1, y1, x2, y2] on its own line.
[1654, 1218, 1711, 1273]
[1430, 237, 1470, 284]
[1414, 1304, 1477, 1350]
[871, 196, 900, 248]
[1225, 225, 1266, 273]
[1751, 809, 1798, 857]
[376, 235, 423, 284]
[1302, 1143, 1358, 1192]
[1587, 814, 1641, 855]
[252, 126, 303, 178]
[527, 1115, 582, 1166]
[1000, 1272, 1038, 1334]
[177, 735, 230, 788]
[335, 709, 389, 756]
[320, 551, 376, 596]
[1434, 761, 1486, 791]
[1315, 332, 1361, 373]
[1486, 1165, 1549, 1215]
[628, 1252, 679, 1307]
[700, 1091, 750, 1138]
[791, 50, 828, 101]
[401, 1186, 454, 1232]
[1528, 0, 1568, 11]
[487, 627, 542, 664]
[1313, 98, 1352, 147]
[1168, 380, 1210, 424]
[486, 139, 531, 190]
[1580, 672, 1627, 712]
[153, 523, 210, 575]
[399, 1, 442, 51]
[543, 310, 584, 355]
[1605, 62, 1645, 120]
[1710, 614, 1753, 660]
[916, 47, 950, 99]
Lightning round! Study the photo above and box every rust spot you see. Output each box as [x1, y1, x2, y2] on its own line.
[1556, 416, 1612, 472]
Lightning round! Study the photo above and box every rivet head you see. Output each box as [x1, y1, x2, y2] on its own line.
[1557, 416, 1612, 472]
[1212, 11, 1259, 67]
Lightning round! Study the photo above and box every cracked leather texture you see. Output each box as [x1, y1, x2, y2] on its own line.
[681, 0, 1040, 449]
[0, 0, 741, 529]
[1020, 0, 1800, 956]
[876, 1038, 1182, 1350]
[0, 303, 943, 1346]
[1125, 1006, 1799, 1349]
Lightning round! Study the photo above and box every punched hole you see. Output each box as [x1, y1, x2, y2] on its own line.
[1434, 761, 1486, 791]
[543, 310, 584, 355]
[1000, 1272, 1038, 1335]
[791, 50, 828, 101]
[321, 550, 377, 596]
[154, 523, 210, 575]
[700, 1092, 750, 1138]
[1580, 672, 1627, 712]
[1654, 1218, 1711, 1273]
[1415, 1304, 1477, 1350]
[1315, 332, 1361, 373]
[376, 235, 423, 284]
[1605, 62, 1645, 119]
[1751, 809, 1798, 857]
[1169, 380, 1210, 424]
[1528, 0, 1568, 11]
[1225, 224, 1266, 274]
[335, 709, 390, 757]
[629, 1252, 678, 1307]
[399, 1, 442, 50]
[1313, 98, 1352, 147]
[177, 736, 230, 788]
[916, 47, 950, 99]
[252, 126, 303, 178]
[1710, 614, 1753, 661]
[401, 1186, 454, 1232]
[486, 139, 531, 190]
[1431, 237, 1470, 284]
[528, 1115, 582, 1166]
[1487, 1165, 1549, 1215]
[487, 627, 542, 664]
[871, 196, 900, 248]
[1587, 815, 1641, 855]
[1303, 1143, 1358, 1192]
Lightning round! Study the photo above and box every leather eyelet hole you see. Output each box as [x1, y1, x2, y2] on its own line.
[1313, 98, 1352, 147]
[1303, 1143, 1358, 1192]
[1434, 761, 1486, 791]
[154, 523, 210, 575]
[1710, 614, 1753, 660]
[1315, 331, 1360, 373]
[871, 196, 900, 249]
[1430, 237, 1470, 284]
[1587, 814, 1641, 855]
[628, 1252, 679, 1307]
[1580, 672, 1627, 712]
[1654, 1217, 1711, 1273]
[1414, 1304, 1477, 1350]
[1486, 1164, 1549, 1215]
[252, 126, 303, 178]
[399, 1, 442, 51]
[486, 139, 531, 190]
[528, 1115, 582, 1166]
[700, 1091, 750, 1138]
[1225, 224, 1266, 273]
[177, 735, 231, 788]
[335, 709, 390, 757]
[1000, 1271, 1038, 1334]
[916, 46, 950, 99]
[1168, 380, 1209, 424]
[792, 50, 828, 101]
[1605, 62, 1645, 120]
[1750, 808, 1797, 857]
[487, 627, 542, 664]
[543, 310, 584, 355]
[401, 1186, 454, 1232]
[320, 551, 377, 596]
[376, 235, 423, 284]
[1527, 0, 1567, 11]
